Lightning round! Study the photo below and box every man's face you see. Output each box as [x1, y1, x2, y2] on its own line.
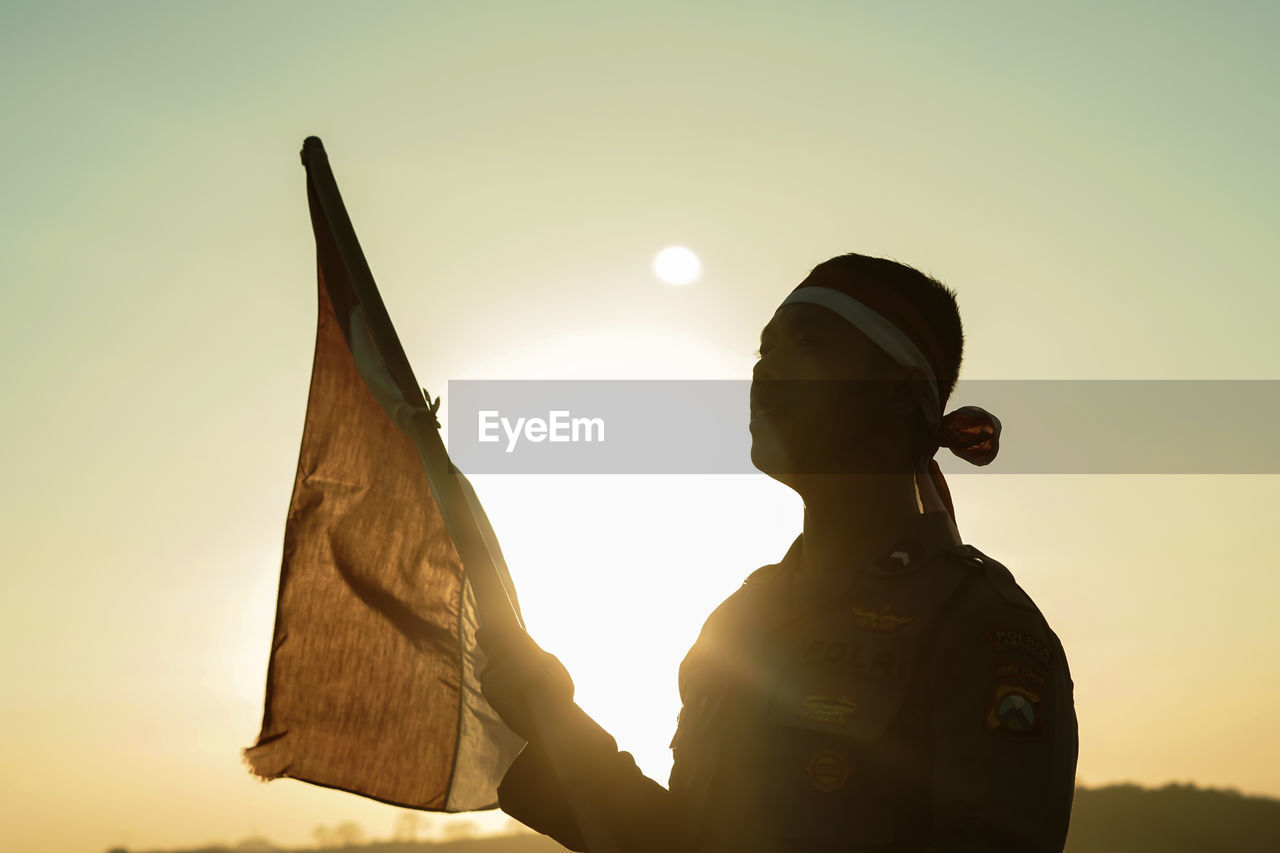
[750, 302, 916, 480]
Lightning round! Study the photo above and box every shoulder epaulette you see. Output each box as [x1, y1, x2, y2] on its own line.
[944, 543, 1038, 613]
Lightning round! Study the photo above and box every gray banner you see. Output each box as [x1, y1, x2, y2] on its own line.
[444, 380, 1280, 474]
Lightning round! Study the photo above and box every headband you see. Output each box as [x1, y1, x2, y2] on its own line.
[779, 286, 942, 428]
[774, 284, 1002, 540]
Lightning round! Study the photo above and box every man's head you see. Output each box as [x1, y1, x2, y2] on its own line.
[749, 253, 964, 484]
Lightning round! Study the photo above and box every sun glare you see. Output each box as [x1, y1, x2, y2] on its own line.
[652, 246, 702, 285]
[449, 322, 789, 780]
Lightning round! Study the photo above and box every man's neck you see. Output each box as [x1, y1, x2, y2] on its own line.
[797, 473, 922, 576]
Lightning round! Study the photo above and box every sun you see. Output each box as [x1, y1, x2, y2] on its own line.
[652, 245, 702, 285]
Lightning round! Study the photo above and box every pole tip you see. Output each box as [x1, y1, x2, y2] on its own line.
[300, 136, 325, 166]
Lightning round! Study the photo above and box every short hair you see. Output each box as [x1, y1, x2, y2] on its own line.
[807, 253, 965, 409]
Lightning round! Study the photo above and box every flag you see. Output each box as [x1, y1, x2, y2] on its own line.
[243, 137, 524, 811]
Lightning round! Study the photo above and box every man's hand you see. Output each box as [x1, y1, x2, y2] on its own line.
[477, 627, 576, 741]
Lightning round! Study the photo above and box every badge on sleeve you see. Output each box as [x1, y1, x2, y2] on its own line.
[986, 628, 1054, 667]
[986, 683, 1042, 739]
[993, 661, 1047, 685]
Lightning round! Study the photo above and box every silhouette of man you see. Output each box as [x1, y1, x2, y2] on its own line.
[478, 254, 1078, 852]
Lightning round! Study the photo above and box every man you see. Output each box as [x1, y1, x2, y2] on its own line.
[478, 254, 1078, 852]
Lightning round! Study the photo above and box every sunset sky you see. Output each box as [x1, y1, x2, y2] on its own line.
[2, 3, 1278, 852]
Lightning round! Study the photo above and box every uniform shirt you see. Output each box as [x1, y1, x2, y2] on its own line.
[498, 511, 1078, 852]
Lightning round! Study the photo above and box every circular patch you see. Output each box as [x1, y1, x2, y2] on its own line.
[986, 683, 1042, 738]
[996, 693, 1036, 731]
[807, 749, 850, 792]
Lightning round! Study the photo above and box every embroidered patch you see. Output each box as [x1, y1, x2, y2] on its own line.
[986, 628, 1054, 667]
[851, 603, 915, 632]
[807, 749, 850, 792]
[993, 661, 1048, 685]
[801, 692, 858, 724]
[986, 683, 1042, 738]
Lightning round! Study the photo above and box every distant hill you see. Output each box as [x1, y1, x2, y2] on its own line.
[131, 783, 1280, 853]
[1065, 783, 1280, 853]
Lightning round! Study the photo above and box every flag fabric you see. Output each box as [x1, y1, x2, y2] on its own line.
[243, 138, 523, 811]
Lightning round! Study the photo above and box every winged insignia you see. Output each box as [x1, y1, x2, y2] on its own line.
[851, 602, 915, 632]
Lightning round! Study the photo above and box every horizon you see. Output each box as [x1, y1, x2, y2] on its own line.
[102, 783, 1280, 852]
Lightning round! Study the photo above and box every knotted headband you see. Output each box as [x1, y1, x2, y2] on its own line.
[778, 281, 1002, 539]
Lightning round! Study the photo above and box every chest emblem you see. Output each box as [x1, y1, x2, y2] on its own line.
[801, 692, 858, 723]
[874, 537, 923, 573]
[851, 602, 915, 632]
[808, 749, 851, 792]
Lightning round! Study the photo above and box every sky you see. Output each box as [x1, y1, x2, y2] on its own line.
[1, 2, 1278, 852]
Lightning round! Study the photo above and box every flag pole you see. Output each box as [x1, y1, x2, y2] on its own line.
[298, 136, 623, 853]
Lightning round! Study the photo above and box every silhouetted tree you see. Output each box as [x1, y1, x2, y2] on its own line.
[443, 818, 479, 840]
[332, 820, 364, 846]
[311, 824, 335, 848]
[393, 810, 424, 841]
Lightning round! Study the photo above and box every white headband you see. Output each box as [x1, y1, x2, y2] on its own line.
[778, 286, 942, 428]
